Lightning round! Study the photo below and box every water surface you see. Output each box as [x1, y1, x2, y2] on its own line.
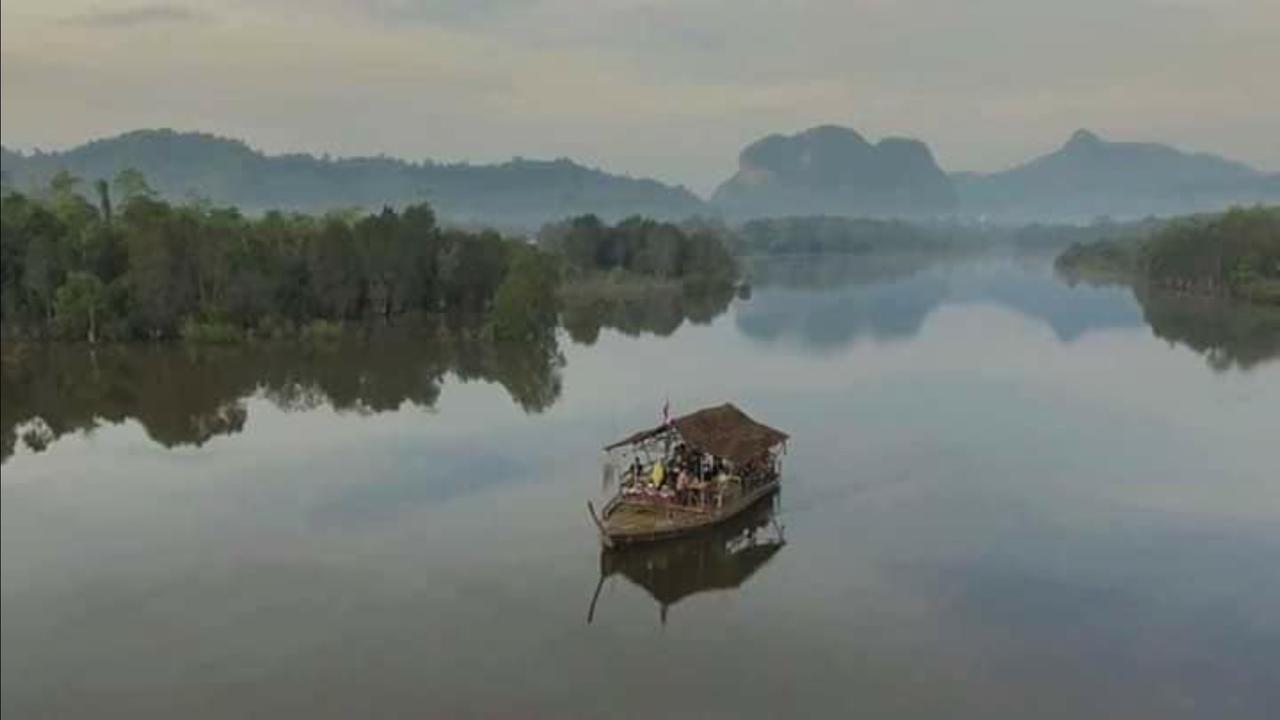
[3, 255, 1278, 718]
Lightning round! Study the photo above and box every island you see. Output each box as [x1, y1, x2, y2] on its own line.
[1055, 206, 1280, 305]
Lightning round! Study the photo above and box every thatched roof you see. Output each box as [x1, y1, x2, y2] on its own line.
[605, 403, 788, 465]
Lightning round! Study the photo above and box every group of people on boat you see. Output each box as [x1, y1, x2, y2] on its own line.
[620, 441, 775, 511]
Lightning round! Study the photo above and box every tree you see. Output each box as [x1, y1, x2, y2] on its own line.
[113, 168, 156, 204]
[191, 207, 243, 316]
[307, 216, 364, 318]
[398, 202, 439, 310]
[121, 196, 186, 337]
[49, 171, 98, 233]
[54, 271, 106, 342]
[356, 207, 403, 320]
[492, 245, 559, 342]
[439, 230, 509, 314]
[536, 214, 737, 283]
[21, 204, 68, 330]
[1, 192, 33, 327]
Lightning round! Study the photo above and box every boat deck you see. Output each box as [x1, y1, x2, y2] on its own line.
[604, 503, 711, 534]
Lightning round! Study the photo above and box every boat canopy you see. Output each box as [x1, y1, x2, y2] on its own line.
[605, 403, 788, 466]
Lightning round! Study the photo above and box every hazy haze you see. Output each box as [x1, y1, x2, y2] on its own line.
[3, 0, 1278, 194]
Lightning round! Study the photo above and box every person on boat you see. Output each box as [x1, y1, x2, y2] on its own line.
[650, 459, 665, 488]
[687, 475, 706, 507]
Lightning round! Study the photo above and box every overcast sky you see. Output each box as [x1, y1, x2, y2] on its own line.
[3, 0, 1277, 194]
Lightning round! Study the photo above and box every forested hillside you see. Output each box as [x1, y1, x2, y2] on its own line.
[1, 130, 706, 227]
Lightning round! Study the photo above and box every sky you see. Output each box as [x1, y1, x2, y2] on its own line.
[2, 0, 1278, 195]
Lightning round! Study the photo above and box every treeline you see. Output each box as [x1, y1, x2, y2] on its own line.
[733, 216, 955, 255]
[0, 170, 561, 343]
[537, 214, 738, 284]
[1007, 218, 1167, 254]
[735, 215, 1172, 256]
[1056, 206, 1280, 304]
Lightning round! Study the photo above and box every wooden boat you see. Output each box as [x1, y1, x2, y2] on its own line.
[589, 403, 788, 548]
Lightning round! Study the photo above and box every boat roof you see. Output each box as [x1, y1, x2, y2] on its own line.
[605, 403, 788, 465]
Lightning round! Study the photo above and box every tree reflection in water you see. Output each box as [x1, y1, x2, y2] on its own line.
[560, 282, 736, 346]
[0, 282, 741, 462]
[7, 261, 1275, 462]
[0, 326, 564, 462]
[587, 493, 786, 625]
[1135, 290, 1280, 372]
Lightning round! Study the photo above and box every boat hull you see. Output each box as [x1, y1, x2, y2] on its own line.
[589, 479, 781, 548]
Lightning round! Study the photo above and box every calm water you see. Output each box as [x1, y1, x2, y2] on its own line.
[3, 255, 1278, 718]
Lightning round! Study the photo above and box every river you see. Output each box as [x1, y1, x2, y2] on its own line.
[3, 254, 1278, 718]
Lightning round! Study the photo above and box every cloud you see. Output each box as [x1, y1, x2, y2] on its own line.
[61, 4, 210, 29]
[3, 0, 1276, 191]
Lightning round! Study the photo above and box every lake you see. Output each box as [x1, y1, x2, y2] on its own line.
[3, 254, 1278, 718]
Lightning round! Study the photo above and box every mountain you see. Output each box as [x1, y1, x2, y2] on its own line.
[711, 125, 957, 220]
[0, 129, 706, 228]
[6, 126, 1275, 227]
[957, 129, 1280, 222]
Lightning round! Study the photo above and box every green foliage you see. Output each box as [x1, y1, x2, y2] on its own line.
[1055, 206, 1280, 304]
[179, 317, 244, 344]
[306, 216, 363, 318]
[1055, 239, 1141, 285]
[492, 245, 559, 342]
[538, 214, 737, 283]
[0, 172, 573, 342]
[53, 272, 105, 342]
[439, 229, 510, 313]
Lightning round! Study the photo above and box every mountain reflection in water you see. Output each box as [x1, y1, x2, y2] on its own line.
[741, 254, 1280, 369]
[588, 494, 785, 625]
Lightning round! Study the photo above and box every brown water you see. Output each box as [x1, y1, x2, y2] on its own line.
[3, 255, 1278, 718]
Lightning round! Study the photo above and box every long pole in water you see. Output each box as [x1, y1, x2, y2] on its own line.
[585, 572, 606, 624]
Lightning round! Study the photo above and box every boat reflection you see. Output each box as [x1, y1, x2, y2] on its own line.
[587, 494, 786, 625]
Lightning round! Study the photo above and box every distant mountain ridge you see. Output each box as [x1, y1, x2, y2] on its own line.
[3, 126, 1276, 226]
[0, 129, 705, 228]
[712, 125, 1277, 223]
[955, 129, 1280, 221]
[711, 125, 956, 220]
